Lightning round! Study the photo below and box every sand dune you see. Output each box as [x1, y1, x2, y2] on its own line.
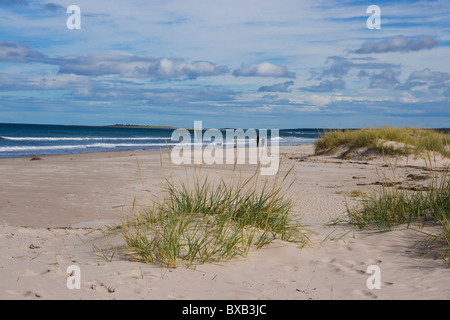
[1, 145, 449, 300]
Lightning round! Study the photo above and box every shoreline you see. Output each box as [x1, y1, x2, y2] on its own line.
[1, 143, 448, 228]
[0, 143, 307, 161]
[0, 145, 303, 228]
[1, 144, 449, 299]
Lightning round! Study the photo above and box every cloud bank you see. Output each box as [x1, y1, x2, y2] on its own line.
[233, 62, 296, 78]
[354, 35, 439, 54]
[56, 54, 229, 80]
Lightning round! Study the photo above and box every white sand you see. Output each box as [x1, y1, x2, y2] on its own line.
[1, 145, 449, 299]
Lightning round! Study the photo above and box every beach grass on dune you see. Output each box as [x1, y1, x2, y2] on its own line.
[117, 158, 308, 268]
[315, 127, 450, 265]
[346, 157, 450, 266]
[314, 126, 450, 159]
[348, 166, 449, 231]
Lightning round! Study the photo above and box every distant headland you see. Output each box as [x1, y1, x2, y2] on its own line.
[106, 124, 181, 129]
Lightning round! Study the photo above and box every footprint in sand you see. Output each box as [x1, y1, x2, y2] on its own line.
[17, 268, 53, 278]
[344, 259, 365, 267]
[6, 290, 44, 299]
[312, 258, 367, 276]
[353, 289, 378, 299]
[337, 260, 366, 274]
[310, 257, 336, 266]
[89, 280, 115, 294]
[281, 265, 300, 273]
[365, 258, 383, 265]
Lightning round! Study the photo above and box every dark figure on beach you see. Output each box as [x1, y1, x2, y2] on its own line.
[257, 134, 260, 147]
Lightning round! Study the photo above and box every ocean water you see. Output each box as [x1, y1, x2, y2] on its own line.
[0, 123, 321, 159]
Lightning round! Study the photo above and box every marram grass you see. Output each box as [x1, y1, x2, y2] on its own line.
[317, 126, 450, 265]
[347, 156, 450, 266]
[118, 159, 308, 268]
[315, 126, 450, 159]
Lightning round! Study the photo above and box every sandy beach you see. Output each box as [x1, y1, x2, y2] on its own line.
[1, 144, 449, 300]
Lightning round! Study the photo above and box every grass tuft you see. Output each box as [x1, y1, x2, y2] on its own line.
[347, 156, 450, 266]
[116, 153, 308, 268]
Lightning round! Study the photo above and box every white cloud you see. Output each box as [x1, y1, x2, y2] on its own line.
[233, 62, 295, 78]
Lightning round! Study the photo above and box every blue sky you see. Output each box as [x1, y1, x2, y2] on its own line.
[0, 0, 449, 128]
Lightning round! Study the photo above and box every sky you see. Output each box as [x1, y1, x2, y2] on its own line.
[0, 0, 449, 129]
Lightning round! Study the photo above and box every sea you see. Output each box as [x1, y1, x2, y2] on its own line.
[0, 123, 322, 159]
